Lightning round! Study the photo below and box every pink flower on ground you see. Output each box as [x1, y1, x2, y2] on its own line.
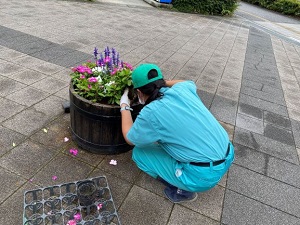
[88, 77, 98, 83]
[69, 148, 78, 156]
[73, 213, 81, 221]
[67, 219, 76, 225]
[52, 176, 57, 181]
[97, 203, 103, 210]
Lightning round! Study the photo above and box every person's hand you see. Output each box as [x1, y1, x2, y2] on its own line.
[120, 88, 130, 107]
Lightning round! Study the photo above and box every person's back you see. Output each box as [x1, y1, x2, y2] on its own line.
[120, 63, 235, 203]
[144, 80, 229, 163]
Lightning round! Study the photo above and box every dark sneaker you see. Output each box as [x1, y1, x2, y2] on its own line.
[164, 187, 198, 203]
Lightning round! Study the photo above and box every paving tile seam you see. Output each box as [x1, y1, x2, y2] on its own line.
[231, 159, 300, 190]
[0, 94, 65, 125]
[194, 19, 242, 85]
[214, 21, 249, 99]
[223, 188, 300, 221]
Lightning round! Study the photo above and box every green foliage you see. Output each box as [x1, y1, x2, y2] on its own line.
[70, 47, 134, 105]
[268, 0, 300, 16]
[242, 0, 300, 16]
[172, 0, 238, 15]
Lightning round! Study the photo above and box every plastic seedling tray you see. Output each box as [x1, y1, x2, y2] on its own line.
[23, 176, 121, 225]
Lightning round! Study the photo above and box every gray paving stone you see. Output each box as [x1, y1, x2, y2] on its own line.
[29, 113, 70, 148]
[264, 123, 295, 146]
[97, 151, 140, 184]
[6, 86, 50, 107]
[264, 111, 291, 130]
[30, 77, 68, 94]
[239, 93, 288, 117]
[0, 183, 40, 225]
[0, 140, 56, 177]
[0, 97, 25, 119]
[168, 205, 220, 225]
[118, 185, 172, 225]
[2, 108, 49, 135]
[197, 89, 215, 109]
[0, 125, 26, 156]
[0, 169, 26, 204]
[291, 119, 300, 149]
[238, 102, 263, 119]
[89, 169, 132, 209]
[234, 127, 298, 164]
[30, 45, 77, 60]
[234, 143, 300, 187]
[135, 172, 165, 198]
[48, 52, 92, 68]
[236, 113, 264, 134]
[0, 76, 27, 97]
[241, 79, 263, 91]
[181, 185, 225, 221]
[33, 62, 66, 76]
[240, 85, 285, 105]
[14, 39, 57, 55]
[32, 152, 94, 187]
[227, 164, 300, 217]
[222, 190, 300, 225]
[9, 69, 47, 85]
[210, 95, 238, 125]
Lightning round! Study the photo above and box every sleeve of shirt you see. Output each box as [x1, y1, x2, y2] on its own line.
[126, 107, 160, 147]
[172, 80, 197, 95]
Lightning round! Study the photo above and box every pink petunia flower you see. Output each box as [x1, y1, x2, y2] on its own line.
[69, 148, 78, 156]
[80, 75, 85, 79]
[88, 84, 91, 89]
[67, 219, 76, 225]
[73, 213, 81, 221]
[88, 77, 98, 83]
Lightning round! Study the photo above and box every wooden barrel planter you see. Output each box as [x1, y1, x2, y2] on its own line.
[69, 84, 143, 154]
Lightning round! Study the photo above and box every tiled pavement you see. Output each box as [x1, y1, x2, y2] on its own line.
[0, 0, 300, 224]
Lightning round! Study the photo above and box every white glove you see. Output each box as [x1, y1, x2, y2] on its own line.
[120, 88, 130, 107]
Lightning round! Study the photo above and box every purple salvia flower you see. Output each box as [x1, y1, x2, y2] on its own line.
[94, 47, 98, 60]
[116, 53, 120, 67]
[112, 48, 116, 66]
[121, 61, 124, 68]
[106, 46, 110, 57]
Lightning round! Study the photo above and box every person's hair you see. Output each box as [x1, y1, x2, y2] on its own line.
[136, 69, 167, 105]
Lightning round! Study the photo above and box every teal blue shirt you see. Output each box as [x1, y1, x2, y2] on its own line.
[127, 81, 229, 162]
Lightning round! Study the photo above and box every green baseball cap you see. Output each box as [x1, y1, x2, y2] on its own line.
[132, 64, 163, 88]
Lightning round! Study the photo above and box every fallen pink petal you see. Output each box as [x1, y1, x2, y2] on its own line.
[69, 148, 78, 156]
[74, 213, 81, 221]
[97, 203, 103, 210]
[52, 176, 57, 181]
[109, 159, 117, 165]
[29, 178, 34, 182]
[67, 219, 76, 225]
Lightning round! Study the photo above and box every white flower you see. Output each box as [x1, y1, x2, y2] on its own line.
[105, 81, 115, 86]
[92, 67, 103, 73]
[96, 75, 102, 83]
